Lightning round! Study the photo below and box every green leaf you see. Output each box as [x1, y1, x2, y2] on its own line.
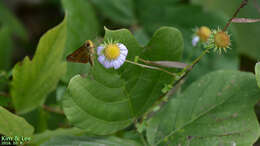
[0, 106, 34, 136]
[192, 0, 260, 59]
[91, 0, 136, 25]
[31, 128, 85, 145]
[146, 70, 260, 145]
[61, 0, 100, 83]
[0, 26, 13, 70]
[11, 18, 67, 114]
[40, 135, 142, 146]
[256, 63, 260, 88]
[0, 1, 27, 39]
[62, 27, 183, 135]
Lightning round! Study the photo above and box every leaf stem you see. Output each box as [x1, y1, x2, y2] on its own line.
[125, 60, 177, 77]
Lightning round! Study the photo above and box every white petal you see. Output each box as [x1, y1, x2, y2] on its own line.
[110, 60, 118, 69]
[112, 58, 122, 69]
[118, 43, 128, 56]
[114, 61, 122, 69]
[192, 36, 200, 47]
[120, 49, 128, 56]
[118, 43, 127, 50]
[98, 55, 105, 64]
[119, 54, 126, 61]
[104, 60, 113, 68]
[97, 46, 104, 55]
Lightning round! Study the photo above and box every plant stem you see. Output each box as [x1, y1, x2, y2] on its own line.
[42, 105, 64, 115]
[223, 0, 249, 31]
[125, 60, 177, 77]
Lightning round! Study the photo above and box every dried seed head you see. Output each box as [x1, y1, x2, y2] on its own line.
[206, 29, 231, 54]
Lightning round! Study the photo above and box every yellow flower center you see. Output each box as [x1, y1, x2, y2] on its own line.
[197, 26, 211, 42]
[214, 31, 230, 48]
[104, 44, 120, 60]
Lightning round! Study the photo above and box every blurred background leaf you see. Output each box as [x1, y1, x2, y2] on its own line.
[90, 0, 136, 26]
[0, 27, 13, 70]
[0, 1, 27, 39]
[0, 95, 10, 107]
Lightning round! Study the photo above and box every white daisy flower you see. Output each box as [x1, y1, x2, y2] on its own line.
[97, 41, 128, 69]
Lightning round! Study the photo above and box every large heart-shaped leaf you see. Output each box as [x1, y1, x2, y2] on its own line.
[62, 0, 100, 82]
[0, 106, 34, 137]
[146, 70, 260, 145]
[11, 18, 67, 114]
[256, 63, 260, 88]
[40, 135, 142, 146]
[62, 27, 183, 135]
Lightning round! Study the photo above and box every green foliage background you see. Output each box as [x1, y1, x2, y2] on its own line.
[0, 0, 260, 145]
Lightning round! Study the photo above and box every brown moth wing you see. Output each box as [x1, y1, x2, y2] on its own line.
[66, 40, 94, 65]
[66, 45, 89, 63]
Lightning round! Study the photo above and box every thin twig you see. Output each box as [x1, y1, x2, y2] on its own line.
[42, 105, 64, 115]
[223, 0, 249, 31]
[125, 60, 177, 77]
